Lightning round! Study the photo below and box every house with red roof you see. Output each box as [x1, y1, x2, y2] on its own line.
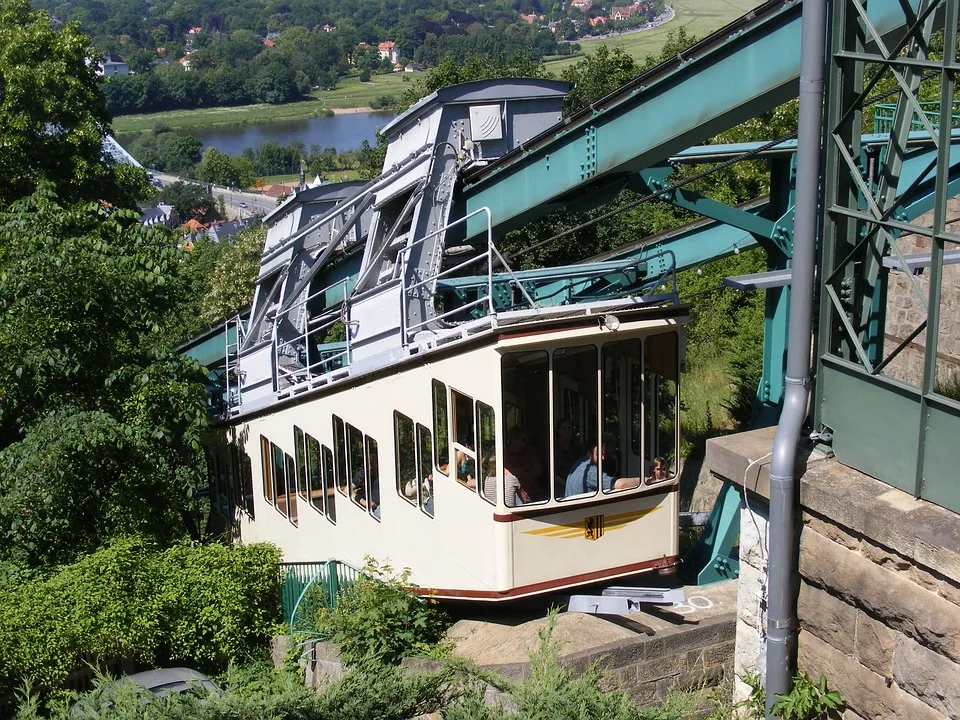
[378, 41, 398, 63]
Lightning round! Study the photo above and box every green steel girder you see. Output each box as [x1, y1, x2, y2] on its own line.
[631, 166, 791, 255]
[462, 0, 941, 241]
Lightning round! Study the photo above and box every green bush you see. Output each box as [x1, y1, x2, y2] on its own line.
[312, 559, 450, 667]
[0, 538, 282, 703]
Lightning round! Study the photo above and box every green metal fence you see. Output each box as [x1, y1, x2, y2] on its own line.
[873, 101, 960, 134]
[281, 559, 362, 631]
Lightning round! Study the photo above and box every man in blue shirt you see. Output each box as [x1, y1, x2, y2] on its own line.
[564, 441, 641, 497]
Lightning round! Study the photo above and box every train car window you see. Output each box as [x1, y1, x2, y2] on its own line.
[261, 435, 273, 504]
[294, 426, 308, 502]
[306, 433, 323, 515]
[645, 332, 679, 482]
[272, 443, 286, 516]
[477, 402, 497, 505]
[239, 449, 255, 518]
[322, 445, 336, 523]
[631, 363, 642, 455]
[602, 340, 643, 493]
[501, 351, 549, 506]
[216, 455, 230, 519]
[395, 412, 417, 506]
[417, 423, 435, 517]
[554, 346, 599, 501]
[285, 453, 299, 525]
[365, 436, 381, 520]
[451, 389, 476, 489]
[333, 415, 347, 495]
[432, 380, 449, 475]
[347, 424, 365, 510]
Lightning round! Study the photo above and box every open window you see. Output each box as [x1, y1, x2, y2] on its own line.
[553, 345, 598, 501]
[333, 415, 348, 495]
[322, 444, 336, 523]
[432, 379, 449, 475]
[602, 339, 642, 493]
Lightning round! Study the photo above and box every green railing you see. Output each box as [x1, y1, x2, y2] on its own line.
[282, 559, 362, 632]
[873, 101, 960, 134]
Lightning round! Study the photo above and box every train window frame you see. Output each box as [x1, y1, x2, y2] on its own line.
[601, 339, 643, 495]
[272, 442, 286, 516]
[553, 344, 600, 503]
[476, 401, 497, 505]
[294, 426, 308, 502]
[284, 452, 299, 525]
[644, 331, 680, 483]
[322, 444, 337, 523]
[365, 435, 381, 521]
[306, 432, 324, 516]
[239, 447, 255, 519]
[500, 349, 549, 508]
[260, 435, 273, 505]
[395, 411, 418, 507]
[346, 423, 366, 511]
[451, 388, 477, 491]
[431, 379, 449, 476]
[417, 423, 435, 518]
[333, 415, 348, 496]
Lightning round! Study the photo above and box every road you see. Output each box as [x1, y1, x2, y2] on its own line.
[153, 172, 279, 218]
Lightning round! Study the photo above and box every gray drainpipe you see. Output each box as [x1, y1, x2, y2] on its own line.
[765, 0, 827, 714]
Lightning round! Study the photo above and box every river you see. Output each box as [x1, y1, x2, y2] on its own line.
[125, 110, 397, 155]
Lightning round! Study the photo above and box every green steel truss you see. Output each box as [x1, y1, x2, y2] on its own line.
[816, 0, 960, 510]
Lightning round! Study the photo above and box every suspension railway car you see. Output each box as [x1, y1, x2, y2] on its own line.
[206, 79, 688, 600]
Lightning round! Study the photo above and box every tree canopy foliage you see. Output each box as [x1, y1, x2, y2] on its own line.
[0, 189, 211, 570]
[0, 0, 147, 207]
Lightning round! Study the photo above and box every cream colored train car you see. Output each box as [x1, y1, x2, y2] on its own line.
[217, 304, 686, 601]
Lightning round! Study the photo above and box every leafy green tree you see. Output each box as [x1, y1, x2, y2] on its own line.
[158, 180, 218, 222]
[560, 45, 639, 115]
[254, 60, 301, 104]
[199, 147, 246, 187]
[198, 222, 266, 324]
[0, 187, 211, 569]
[0, 0, 121, 206]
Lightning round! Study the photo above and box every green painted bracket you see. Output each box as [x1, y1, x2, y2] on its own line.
[683, 482, 743, 586]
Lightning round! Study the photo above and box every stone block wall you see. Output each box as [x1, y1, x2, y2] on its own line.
[883, 197, 960, 388]
[298, 614, 736, 710]
[732, 500, 768, 705]
[707, 428, 960, 720]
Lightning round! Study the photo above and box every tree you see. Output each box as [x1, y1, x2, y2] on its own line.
[158, 180, 218, 223]
[0, 0, 120, 206]
[198, 222, 266, 325]
[560, 45, 639, 115]
[0, 187, 210, 569]
[198, 147, 247, 188]
[254, 60, 300, 104]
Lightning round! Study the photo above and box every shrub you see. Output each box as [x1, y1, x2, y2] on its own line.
[312, 559, 449, 667]
[0, 539, 282, 703]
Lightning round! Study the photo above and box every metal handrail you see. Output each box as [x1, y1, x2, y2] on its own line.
[272, 277, 353, 390]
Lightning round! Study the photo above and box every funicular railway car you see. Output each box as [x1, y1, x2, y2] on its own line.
[210, 78, 689, 600]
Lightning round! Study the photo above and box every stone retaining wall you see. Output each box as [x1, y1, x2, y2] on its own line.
[299, 613, 735, 709]
[707, 427, 960, 720]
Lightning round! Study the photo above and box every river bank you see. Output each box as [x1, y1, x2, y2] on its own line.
[112, 73, 412, 135]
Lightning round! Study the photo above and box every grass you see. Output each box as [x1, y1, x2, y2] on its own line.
[111, 73, 412, 135]
[544, 0, 764, 74]
[680, 342, 736, 459]
[257, 170, 363, 185]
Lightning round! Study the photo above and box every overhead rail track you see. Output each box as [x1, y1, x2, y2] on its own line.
[461, 0, 945, 240]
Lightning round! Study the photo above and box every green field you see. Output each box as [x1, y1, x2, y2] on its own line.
[544, 0, 764, 74]
[112, 73, 413, 135]
[112, 0, 762, 135]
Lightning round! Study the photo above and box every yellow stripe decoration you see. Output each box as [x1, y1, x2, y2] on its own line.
[521, 506, 660, 539]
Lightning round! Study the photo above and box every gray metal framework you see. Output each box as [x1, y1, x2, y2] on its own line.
[816, 0, 959, 510]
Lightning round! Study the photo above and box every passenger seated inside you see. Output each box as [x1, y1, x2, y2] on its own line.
[351, 471, 379, 515]
[564, 438, 640, 497]
[455, 443, 476, 487]
[467, 454, 500, 504]
[504, 426, 544, 502]
[404, 473, 434, 515]
[646, 456, 670, 485]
